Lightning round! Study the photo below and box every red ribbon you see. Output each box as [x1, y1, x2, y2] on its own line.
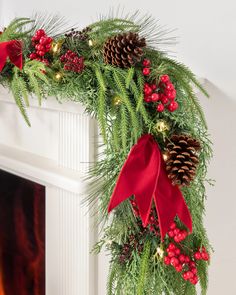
[0, 40, 23, 72]
[108, 134, 192, 240]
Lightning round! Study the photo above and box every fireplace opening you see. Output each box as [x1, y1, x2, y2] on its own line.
[0, 170, 45, 295]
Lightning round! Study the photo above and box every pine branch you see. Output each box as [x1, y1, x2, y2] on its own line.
[137, 241, 151, 295]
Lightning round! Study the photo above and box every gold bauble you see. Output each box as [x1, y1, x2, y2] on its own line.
[54, 72, 63, 81]
[50, 40, 64, 55]
[112, 96, 122, 106]
[155, 120, 170, 133]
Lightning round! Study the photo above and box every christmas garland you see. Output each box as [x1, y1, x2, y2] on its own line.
[0, 14, 212, 295]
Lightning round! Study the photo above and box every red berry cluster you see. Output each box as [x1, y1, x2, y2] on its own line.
[142, 59, 179, 113]
[167, 222, 188, 242]
[130, 198, 160, 236]
[29, 29, 53, 65]
[194, 247, 210, 261]
[60, 50, 84, 73]
[164, 222, 209, 285]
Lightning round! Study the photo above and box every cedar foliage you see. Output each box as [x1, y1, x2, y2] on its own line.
[0, 13, 212, 295]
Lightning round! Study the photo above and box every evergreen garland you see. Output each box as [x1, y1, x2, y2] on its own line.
[0, 12, 213, 295]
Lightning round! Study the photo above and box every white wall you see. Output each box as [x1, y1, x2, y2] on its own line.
[1, 1, 236, 294]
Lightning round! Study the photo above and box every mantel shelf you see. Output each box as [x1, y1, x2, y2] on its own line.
[0, 143, 86, 194]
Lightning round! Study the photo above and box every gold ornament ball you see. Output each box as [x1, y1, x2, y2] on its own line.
[54, 72, 63, 81]
[155, 120, 170, 133]
[50, 40, 64, 55]
[112, 96, 122, 106]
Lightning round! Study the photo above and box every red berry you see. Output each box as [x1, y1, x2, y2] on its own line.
[161, 96, 169, 104]
[175, 264, 183, 272]
[170, 257, 179, 267]
[168, 230, 175, 238]
[167, 251, 175, 258]
[194, 252, 202, 260]
[156, 103, 165, 112]
[173, 228, 180, 235]
[175, 248, 181, 256]
[182, 272, 189, 281]
[191, 268, 197, 275]
[42, 59, 49, 66]
[36, 29, 45, 36]
[37, 44, 45, 51]
[169, 89, 176, 100]
[164, 257, 170, 265]
[29, 53, 37, 60]
[189, 261, 196, 268]
[144, 96, 152, 103]
[150, 84, 157, 90]
[160, 74, 170, 83]
[185, 256, 190, 263]
[144, 87, 152, 95]
[143, 67, 151, 76]
[165, 90, 174, 99]
[168, 243, 176, 250]
[190, 276, 199, 285]
[38, 50, 45, 57]
[201, 252, 209, 261]
[179, 255, 186, 263]
[186, 271, 194, 279]
[142, 59, 151, 67]
[174, 236, 180, 243]
[39, 37, 48, 45]
[168, 101, 179, 112]
[166, 82, 174, 91]
[151, 93, 160, 102]
[170, 222, 176, 230]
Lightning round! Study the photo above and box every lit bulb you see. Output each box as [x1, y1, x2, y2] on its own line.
[155, 120, 170, 133]
[112, 96, 122, 106]
[50, 40, 64, 55]
[156, 247, 164, 258]
[55, 72, 63, 81]
[88, 39, 94, 47]
[162, 152, 169, 162]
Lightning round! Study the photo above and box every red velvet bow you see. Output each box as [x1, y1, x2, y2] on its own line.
[108, 134, 192, 240]
[0, 40, 23, 72]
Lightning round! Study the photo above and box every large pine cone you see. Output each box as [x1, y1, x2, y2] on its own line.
[165, 134, 201, 186]
[103, 32, 146, 68]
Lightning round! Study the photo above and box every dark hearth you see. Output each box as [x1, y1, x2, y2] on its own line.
[0, 170, 45, 295]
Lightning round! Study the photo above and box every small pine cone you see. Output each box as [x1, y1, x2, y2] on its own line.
[165, 134, 201, 186]
[103, 32, 146, 68]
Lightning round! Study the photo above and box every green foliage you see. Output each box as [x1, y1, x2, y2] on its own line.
[0, 18, 33, 42]
[0, 13, 212, 295]
[137, 241, 151, 295]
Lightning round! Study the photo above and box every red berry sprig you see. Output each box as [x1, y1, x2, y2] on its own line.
[60, 50, 84, 73]
[164, 221, 210, 285]
[130, 198, 160, 236]
[141, 59, 179, 113]
[194, 247, 210, 261]
[29, 29, 53, 65]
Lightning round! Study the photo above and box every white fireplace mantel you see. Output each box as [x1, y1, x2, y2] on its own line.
[0, 86, 99, 295]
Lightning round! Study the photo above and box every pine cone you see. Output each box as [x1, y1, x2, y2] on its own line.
[165, 134, 201, 186]
[103, 32, 146, 68]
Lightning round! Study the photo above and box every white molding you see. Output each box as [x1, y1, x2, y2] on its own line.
[0, 89, 98, 295]
[0, 143, 85, 193]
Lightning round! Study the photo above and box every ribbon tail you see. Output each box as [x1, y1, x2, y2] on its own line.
[0, 43, 8, 72]
[108, 134, 160, 227]
[8, 40, 23, 70]
[154, 156, 192, 241]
